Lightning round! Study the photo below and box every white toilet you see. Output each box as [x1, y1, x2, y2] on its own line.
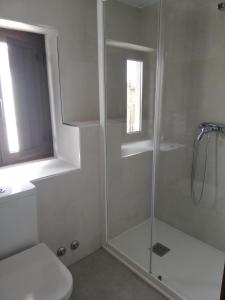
[0, 182, 73, 300]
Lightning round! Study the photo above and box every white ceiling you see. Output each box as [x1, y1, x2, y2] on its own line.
[116, 0, 159, 8]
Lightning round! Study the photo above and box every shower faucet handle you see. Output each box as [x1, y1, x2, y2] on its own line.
[199, 122, 225, 131]
[197, 122, 225, 141]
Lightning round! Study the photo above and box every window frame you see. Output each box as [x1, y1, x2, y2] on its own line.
[0, 28, 54, 166]
[0, 19, 81, 169]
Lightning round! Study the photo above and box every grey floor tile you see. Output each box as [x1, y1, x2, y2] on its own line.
[69, 248, 167, 300]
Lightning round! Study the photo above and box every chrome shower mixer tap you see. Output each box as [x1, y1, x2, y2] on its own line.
[197, 122, 225, 141]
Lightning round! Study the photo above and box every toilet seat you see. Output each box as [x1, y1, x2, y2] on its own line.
[0, 243, 73, 300]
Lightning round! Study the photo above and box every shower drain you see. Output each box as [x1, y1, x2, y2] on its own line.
[152, 243, 170, 257]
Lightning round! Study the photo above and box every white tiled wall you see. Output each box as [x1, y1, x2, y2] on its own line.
[156, 0, 225, 253]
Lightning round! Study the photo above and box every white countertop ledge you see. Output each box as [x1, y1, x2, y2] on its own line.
[0, 158, 79, 185]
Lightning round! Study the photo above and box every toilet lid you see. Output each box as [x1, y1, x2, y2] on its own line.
[0, 243, 73, 300]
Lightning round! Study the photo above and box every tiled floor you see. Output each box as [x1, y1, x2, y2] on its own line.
[69, 248, 166, 300]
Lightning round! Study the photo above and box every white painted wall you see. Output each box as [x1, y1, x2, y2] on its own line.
[0, 0, 99, 122]
[0, 0, 102, 266]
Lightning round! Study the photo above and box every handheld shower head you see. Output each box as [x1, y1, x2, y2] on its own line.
[197, 127, 205, 141]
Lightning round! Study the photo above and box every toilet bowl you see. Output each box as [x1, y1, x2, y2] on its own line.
[0, 182, 73, 300]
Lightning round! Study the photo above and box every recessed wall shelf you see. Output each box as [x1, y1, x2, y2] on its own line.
[121, 140, 184, 158]
[106, 39, 155, 53]
[65, 121, 100, 128]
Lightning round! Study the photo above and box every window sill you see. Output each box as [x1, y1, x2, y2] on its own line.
[0, 158, 79, 185]
[65, 120, 100, 128]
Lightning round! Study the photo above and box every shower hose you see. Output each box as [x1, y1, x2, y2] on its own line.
[191, 133, 210, 205]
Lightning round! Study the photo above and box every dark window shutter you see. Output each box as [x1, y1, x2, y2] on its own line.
[0, 29, 53, 166]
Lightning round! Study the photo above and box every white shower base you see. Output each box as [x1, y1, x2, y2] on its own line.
[110, 218, 225, 300]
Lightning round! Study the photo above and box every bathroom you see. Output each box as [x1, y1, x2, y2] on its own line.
[0, 0, 224, 299]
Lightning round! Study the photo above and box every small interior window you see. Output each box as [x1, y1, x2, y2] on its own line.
[0, 28, 53, 166]
[126, 59, 143, 134]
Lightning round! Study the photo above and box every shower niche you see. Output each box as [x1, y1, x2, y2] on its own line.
[98, 0, 225, 299]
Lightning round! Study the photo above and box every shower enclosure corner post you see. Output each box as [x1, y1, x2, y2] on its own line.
[97, 0, 108, 245]
[150, 0, 166, 273]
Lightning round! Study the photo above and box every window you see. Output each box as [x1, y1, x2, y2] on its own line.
[126, 59, 143, 134]
[0, 28, 53, 166]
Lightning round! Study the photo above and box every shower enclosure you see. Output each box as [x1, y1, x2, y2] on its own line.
[98, 0, 225, 299]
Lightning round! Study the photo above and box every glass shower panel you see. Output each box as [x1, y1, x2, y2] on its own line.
[152, 0, 225, 299]
[105, 0, 160, 272]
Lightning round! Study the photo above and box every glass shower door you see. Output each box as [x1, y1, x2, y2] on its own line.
[152, 0, 225, 299]
[104, 0, 160, 274]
